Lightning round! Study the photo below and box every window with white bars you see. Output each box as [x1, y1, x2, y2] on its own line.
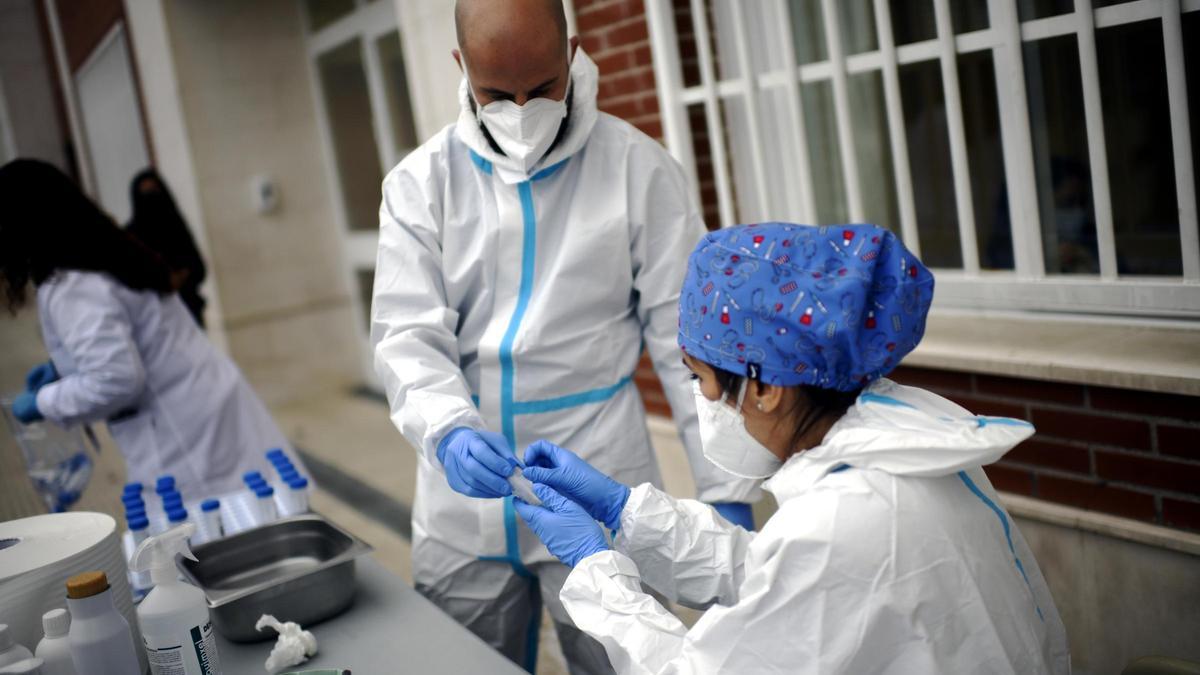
[645, 0, 1200, 319]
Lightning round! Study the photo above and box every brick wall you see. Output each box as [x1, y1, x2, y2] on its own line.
[890, 366, 1200, 533]
[576, 0, 661, 141]
[575, 0, 679, 424]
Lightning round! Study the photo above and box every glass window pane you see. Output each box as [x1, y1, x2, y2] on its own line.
[304, 0, 355, 32]
[1017, 0, 1072, 22]
[951, 1, 989, 34]
[838, 0, 878, 55]
[847, 72, 900, 231]
[788, 0, 828, 65]
[801, 81, 849, 223]
[317, 39, 384, 232]
[687, 103, 738, 230]
[1186, 11, 1200, 241]
[377, 31, 420, 156]
[357, 267, 375, 332]
[1024, 36, 1099, 274]
[900, 59, 961, 267]
[889, 0, 936, 45]
[1097, 20, 1182, 276]
[676, 0, 732, 84]
[958, 50, 1013, 270]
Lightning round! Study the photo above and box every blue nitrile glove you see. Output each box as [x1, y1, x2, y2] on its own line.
[25, 361, 58, 393]
[513, 484, 610, 568]
[437, 427, 517, 498]
[711, 502, 755, 531]
[522, 440, 630, 530]
[13, 391, 43, 423]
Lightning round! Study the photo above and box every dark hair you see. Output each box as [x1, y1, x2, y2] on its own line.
[0, 159, 173, 313]
[712, 367, 860, 454]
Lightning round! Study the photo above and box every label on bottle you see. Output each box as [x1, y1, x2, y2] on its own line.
[143, 620, 221, 675]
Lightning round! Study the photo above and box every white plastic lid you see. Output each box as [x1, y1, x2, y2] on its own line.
[0, 624, 12, 650]
[41, 609, 69, 638]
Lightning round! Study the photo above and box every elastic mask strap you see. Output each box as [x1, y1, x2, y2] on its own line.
[734, 377, 749, 412]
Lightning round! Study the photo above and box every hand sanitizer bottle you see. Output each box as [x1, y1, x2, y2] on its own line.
[131, 524, 222, 675]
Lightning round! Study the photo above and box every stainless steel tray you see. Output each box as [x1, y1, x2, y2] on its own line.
[179, 514, 372, 642]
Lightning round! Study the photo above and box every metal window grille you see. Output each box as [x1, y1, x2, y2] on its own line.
[647, 0, 1200, 319]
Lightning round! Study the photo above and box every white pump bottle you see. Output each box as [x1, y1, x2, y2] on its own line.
[131, 523, 222, 675]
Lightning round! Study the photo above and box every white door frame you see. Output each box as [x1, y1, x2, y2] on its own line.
[303, 0, 459, 386]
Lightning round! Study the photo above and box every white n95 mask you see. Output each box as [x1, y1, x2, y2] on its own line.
[475, 84, 569, 174]
[694, 380, 783, 479]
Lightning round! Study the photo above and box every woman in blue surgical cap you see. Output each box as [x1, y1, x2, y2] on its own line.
[515, 223, 1070, 674]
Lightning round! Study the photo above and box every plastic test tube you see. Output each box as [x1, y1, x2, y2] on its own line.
[129, 515, 150, 549]
[278, 468, 299, 488]
[287, 477, 309, 514]
[254, 485, 277, 524]
[155, 475, 175, 496]
[167, 507, 189, 529]
[195, 499, 222, 545]
[161, 493, 184, 514]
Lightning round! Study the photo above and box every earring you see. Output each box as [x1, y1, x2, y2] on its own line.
[756, 401, 765, 411]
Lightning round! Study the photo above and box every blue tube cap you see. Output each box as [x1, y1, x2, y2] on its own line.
[155, 475, 175, 491]
[242, 470, 263, 482]
[128, 515, 149, 531]
[123, 482, 143, 494]
[167, 507, 188, 522]
[121, 494, 144, 506]
[288, 477, 309, 490]
[201, 499, 220, 512]
[254, 485, 275, 498]
[266, 448, 286, 458]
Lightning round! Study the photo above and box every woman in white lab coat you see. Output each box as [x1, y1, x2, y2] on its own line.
[514, 223, 1071, 674]
[1, 159, 297, 498]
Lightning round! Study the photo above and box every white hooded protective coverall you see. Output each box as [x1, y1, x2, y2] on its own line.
[561, 379, 1071, 674]
[34, 271, 297, 497]
[371, 50, 757, 670]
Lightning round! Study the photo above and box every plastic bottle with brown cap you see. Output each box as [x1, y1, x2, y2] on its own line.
[65, 572, 140, 675]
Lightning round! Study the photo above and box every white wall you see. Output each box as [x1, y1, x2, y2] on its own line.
[391, 0, 461, 139]
[73, 25, 149, 224]
[146, 0, 361, 405]
[0, 0, 68, 170]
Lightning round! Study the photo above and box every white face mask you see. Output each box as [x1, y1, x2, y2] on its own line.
[473, 81, 569, 174]
[693, 380, 783, 479]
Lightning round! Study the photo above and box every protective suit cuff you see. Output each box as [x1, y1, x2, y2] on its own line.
[612, 483, 656, 552]
[425, 412, 484, 466]
[568, 549, 640, 587]
[34, 385, 60, 424]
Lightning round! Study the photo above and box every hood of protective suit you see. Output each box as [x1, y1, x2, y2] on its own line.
[455, 48, 600, 185]
[764, 378, 1034, 503]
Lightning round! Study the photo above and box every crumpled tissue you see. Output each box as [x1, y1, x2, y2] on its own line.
[256, 614, 318, 673]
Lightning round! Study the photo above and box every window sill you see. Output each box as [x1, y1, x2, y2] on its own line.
[1000, 492, 1200, 557]
[905, 309, 1200, 396]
